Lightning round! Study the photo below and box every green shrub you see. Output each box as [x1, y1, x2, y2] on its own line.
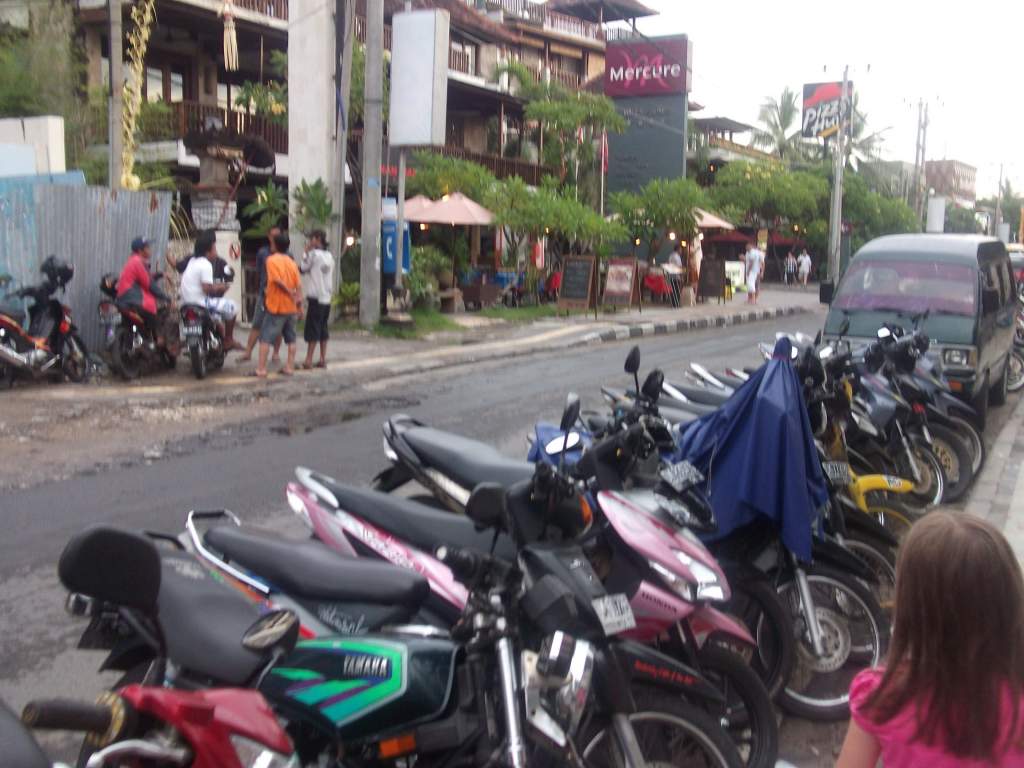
[334, 282, 360, 307]
[137, 100, 176, 142]
[408, 245, 451, 308]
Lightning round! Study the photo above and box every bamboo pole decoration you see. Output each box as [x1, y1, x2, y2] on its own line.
[121, 0, 157, 190]
[221, 0, 239, 72]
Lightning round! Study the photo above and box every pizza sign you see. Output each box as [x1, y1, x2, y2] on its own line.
[801, 81, 854, 139]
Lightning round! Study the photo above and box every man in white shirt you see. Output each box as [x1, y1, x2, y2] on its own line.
[797, 249, 813, 288]
[744, 243, 765, 304]
[179, 230, 240, 349]
[299, 229, 335, 369]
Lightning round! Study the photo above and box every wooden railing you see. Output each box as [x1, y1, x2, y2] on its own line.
[354, 15, 393, 50]
[485, 0, 604, 42]
[172, 101, 288, 155]
[448, 49, 474, 76]
[549, 68, 581, 89]
[432, 144, 551, 186]
[233, 0, 287, 21]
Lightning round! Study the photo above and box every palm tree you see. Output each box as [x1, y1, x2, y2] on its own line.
[752, 87, 806, 161]
[844, 94, 887, 167]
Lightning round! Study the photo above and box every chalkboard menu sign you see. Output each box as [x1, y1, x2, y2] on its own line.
[558, 255, 597, 314]
[697, 257, 726, 302]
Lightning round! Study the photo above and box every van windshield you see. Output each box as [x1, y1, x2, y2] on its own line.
[833, 258, 977, 317]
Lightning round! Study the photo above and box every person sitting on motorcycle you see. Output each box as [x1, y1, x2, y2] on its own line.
[116, 237, 168, 345]
[179, 230, 240, 350]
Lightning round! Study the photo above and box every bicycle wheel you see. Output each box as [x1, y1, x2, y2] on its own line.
[776, 565, 890, 721]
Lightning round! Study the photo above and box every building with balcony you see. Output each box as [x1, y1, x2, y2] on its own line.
[926, 158, 977, 210]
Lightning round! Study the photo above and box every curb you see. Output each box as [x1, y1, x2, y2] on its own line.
[578, 306, 811, 345]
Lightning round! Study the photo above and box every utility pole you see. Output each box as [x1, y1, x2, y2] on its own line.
[995, 163, 1004, 237]
[333, 0, 354, 294]
[108, 0, 124, 190]
[827, 65, 849, 283]
[917, 103, 929, 222]
[359, 0, 384, 327]
[911, 100, 922, 212]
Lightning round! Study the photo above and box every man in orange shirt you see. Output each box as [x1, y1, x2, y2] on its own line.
[256, 232, 302, 377]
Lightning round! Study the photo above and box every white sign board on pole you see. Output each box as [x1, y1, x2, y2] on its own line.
[388, 10, 450, 147]
[926, 196, 947, 234]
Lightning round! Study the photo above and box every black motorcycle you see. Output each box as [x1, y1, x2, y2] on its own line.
[179, 264, 234, 380]
[0, 256, 88, 387]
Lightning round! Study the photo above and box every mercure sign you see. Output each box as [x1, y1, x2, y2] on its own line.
[604, 37, 691, 98]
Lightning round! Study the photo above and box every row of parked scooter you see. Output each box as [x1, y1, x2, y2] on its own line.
[0, 257, 233, 388]
[1, 322, 982, 768]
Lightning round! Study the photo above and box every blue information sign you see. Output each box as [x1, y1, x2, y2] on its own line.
[381, 220, 411, 275]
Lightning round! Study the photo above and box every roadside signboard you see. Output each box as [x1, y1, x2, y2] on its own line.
[801, 81, 854, 139]
[558, 255, 598, 317]
[603, 257, 641, 310]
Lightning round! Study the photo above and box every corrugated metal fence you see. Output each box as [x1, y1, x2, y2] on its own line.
[0, 182, 172, 351]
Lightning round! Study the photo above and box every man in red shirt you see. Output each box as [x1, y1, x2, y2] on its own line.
[117, 237, 166, 342]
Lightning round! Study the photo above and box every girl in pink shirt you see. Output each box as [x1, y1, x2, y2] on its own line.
[837, 511, 1024, 767]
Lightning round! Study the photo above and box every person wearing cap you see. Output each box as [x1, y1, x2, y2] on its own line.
[117, 236, 167, 343]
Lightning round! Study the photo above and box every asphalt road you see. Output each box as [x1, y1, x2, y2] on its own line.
[1, 310, 829, 757]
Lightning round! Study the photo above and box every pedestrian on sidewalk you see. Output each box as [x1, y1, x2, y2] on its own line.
[744, 243, 764, 304]
[238, 226, 283, 364]
[837, 512, 1024, 768]
[797, 249, 813, 288]
[255, 232, 302, 378]
[300, 229, 334, 370]
[784, 250, 797, 286]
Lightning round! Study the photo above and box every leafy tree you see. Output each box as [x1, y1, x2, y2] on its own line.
[978, 179, 1022, 240]
[292, 178, 339, 233]
[612, 177, 705, 259]
[407, 152, 498, 201]
[711, 161, 826, 227]
[752, 87, 807, 161]
[350, 43, 391, 125]
[242, 180, 289, 237]
[945, 204, 981, 234]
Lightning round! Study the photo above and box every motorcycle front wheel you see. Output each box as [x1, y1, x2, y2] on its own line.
[721, 575, 795, 701]
[896, 442, 945, 511]
[776, 565, 889, 721]
[62, 333, 89, 383]
[1008, 348, 1024, 393]
[580, 686, 743, 768]
[929, 424, 974, 503]
[948, 415, 985, 475]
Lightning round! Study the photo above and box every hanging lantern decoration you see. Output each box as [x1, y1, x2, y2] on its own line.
[221, 0, 239, 72]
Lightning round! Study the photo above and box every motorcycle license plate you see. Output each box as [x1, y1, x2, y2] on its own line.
[181, 324, 201, 336]
[822, 461, 851, 485]
[592, 593, 636, 636]
[660, 461, 704, 492]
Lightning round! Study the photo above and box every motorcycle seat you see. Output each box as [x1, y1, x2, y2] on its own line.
[403, 427, 535, 491]
[204, 525, 429, 608]
[662, 380, 731, 406]
[318, 480, 517, 561]
[157, 550, 267, 686]
[0, 700, 48, 768]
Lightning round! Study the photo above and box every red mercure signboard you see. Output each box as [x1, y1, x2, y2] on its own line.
[604, 37, 691, 98]
[802, 81, 854, 138]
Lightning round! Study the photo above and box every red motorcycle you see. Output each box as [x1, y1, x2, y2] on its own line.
[98, 274, 179, 380]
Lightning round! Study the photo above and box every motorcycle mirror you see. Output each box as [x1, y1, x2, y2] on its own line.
[57, 526, 161, 616]
[624, 346, 641, 375]
[559, 393, 582, 433]
[242, 609, 299, 654]
[465, 482, 508, 531]
[641, 369, 665, 402]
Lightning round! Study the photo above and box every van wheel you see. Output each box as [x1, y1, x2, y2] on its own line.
[990, 358, 1009, 406]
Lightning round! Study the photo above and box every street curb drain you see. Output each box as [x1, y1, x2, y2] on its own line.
[578, 306, 811, 345]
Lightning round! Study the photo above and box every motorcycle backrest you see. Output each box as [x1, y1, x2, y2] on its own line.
[641, 369, 664, 402]
[58, 525, 161, 616]
[624, 346, 640, 375]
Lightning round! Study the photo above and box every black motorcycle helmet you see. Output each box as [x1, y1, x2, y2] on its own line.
[40, 256, 74, 288]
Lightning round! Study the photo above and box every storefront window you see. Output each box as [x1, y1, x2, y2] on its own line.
[169, 70, 184, 102]
[146, 66, 163, 102]
[217, 83, 229, 111]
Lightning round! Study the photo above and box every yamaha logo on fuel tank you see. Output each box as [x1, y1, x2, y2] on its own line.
[343, 654, 391, 679]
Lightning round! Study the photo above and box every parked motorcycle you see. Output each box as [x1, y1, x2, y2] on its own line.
[98, 274, 179, 379]
[0, 257, 89, 387]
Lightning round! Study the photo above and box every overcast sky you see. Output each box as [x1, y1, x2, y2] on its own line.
[621, 0, 1023, 199]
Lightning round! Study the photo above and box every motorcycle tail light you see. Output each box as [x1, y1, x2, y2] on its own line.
[59, 320, 70, 333]
[183, 309, 198, 323]
[912, 403, 926, 415]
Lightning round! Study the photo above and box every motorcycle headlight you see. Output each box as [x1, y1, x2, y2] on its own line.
[648, 559, 695, 602]
[230, 736, 298, 768]
[673, 550, 725, 602]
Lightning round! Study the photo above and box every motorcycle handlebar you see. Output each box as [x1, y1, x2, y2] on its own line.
[22, 697, 118, 735]
[436, 545, 483, 584]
